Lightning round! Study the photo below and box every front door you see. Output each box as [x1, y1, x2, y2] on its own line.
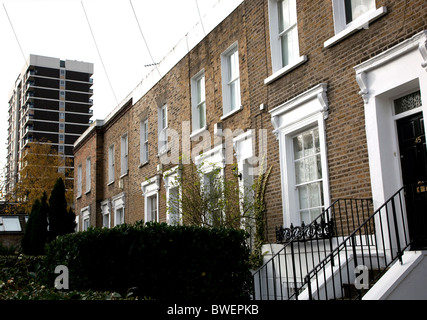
[397, 112, 427, 249]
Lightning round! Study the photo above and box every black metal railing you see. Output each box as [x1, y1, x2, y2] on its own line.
[252, 198, 373, 300]
[302, 186, 413, 300]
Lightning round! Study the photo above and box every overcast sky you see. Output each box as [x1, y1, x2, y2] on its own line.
[0, 0, 236, 179]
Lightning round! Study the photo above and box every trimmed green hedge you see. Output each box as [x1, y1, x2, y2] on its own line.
[43, 222, 253, 300]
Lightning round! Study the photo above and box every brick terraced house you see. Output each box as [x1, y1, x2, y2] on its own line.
[74, 0, 427, 300]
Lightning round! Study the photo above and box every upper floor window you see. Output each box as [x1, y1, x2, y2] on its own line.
[265, 0, 307, 84]
[77, 164, 82, 198]
[325, 0, 386, 48]
[269, 0, 300, 71]
[191, 70, 207, 133]
[121, 133, 128, 176]
[344, 0, 375, 24]
[221, 43, 241, 117]
[158, 104, 168, 155]
[108, 144, 115, 184]
[86, 157, 91, 193]
[140, 119, 149, 164]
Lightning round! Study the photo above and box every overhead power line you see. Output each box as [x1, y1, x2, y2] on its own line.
[81, 1, 119, 106]
[195, 0, 206, 36]
[3, 3, 27, 68]
[129, 0, 162, 78]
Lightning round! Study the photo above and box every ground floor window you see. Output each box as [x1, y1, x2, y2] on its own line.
[146, 194, 158, 222]
[141, 175, 161, 223]
[112, 192, 126, 227]
[293, 127, 324, 224]
[269, 83, 330, 227]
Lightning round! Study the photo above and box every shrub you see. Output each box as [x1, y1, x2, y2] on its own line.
[43, 222, 253, 300]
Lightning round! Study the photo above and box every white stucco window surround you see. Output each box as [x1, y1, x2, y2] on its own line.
[111, 192, 126, 226]
[163, 165, 181, 225]
[270, 83, 331, 227]
[233, 130, 255, 229]
[194, 143, 225, 174]
[233, 130, 255, 190]
[101, 199, 111, 228]
[354, 30, 427, 209]
[141, 175, 161, 223]
[81, 205, 91, 231]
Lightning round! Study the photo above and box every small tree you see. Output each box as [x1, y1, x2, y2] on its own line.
[9, 140, 73, 213]
[170, 157, 272, 269]
[21, 192, 49, 255]
[175, 162, 253, 229]
[48, 177, 76, 241]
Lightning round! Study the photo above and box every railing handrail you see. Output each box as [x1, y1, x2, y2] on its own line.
[252, 199, 339, 275]
[252, 197, 373, 300]
[301, 185, 413, 300]
[253, 197, 373, 275]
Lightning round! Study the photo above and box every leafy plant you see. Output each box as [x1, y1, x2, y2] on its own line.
[43, 222, 253, 300]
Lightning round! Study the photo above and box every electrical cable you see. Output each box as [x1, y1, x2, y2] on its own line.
[195, 0, 206, 36]
[3, 3, 27, 68]
[128, 0, 162, 78]
[81, 1, 119, 106]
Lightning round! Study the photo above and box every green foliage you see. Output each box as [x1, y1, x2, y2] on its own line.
[0, 243, 17, 255]
[48, 178, 76, 240]
[0, 255, 126, 300]
[21, 178, 75, 256]
[43, 222, 253, 300]
[22, 193, 49, 255]
[249, 162, 272, 269]
[172, 162, 253, 230]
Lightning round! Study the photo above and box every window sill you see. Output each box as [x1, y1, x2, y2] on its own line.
[85, 190, 91, 195]
[139, 160, 149, 168]
[76, 194, 82, 200]
[157, 148, 170, 158]
[120, 172, 128, 179]
[324, 7, 387, 48]
[220, 105, 243, 121]
[190, 125, 208, 138]
[264, 55, 308, 85]
[107, 180, 115, 186]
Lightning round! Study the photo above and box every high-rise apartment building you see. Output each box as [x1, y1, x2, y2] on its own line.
[5, 54, 94, 197]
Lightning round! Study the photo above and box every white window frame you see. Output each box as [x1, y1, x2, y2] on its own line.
[81, 205, 90, 231]
[77, 164, 82, 198]
[121, 133, 128, 177]
[270, 83, 330, 227]
[85, 157, 91, 193]
[101, 199, 111, 228]
[112, 192, 126, 226]
[141, 175, 160, 223]
[163, 165, 181, 226]
[191, 70, 207, 133]
[140, 119, 149, 165]
[325, 0, 387, 48]
[158, 104, 168, 155]
[108, 144, 115, 184]
[265, 0, 307, 85]
[221, 43, 242, 119]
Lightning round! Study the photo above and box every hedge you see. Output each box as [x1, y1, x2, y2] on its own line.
[43, 222, 253, 300]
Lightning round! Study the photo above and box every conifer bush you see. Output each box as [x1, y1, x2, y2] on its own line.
[43, 222, 253, 300]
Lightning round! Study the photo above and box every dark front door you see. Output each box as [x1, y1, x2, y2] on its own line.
[397, 112, 427, 249]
